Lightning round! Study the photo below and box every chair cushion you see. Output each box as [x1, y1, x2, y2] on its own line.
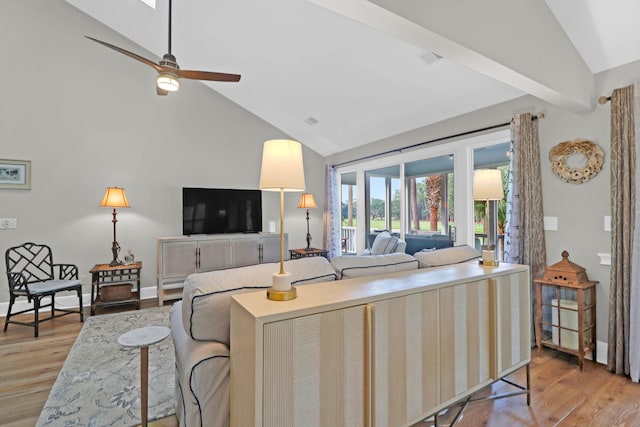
[413, 245, 480, 268]
[28, 279, 82, 294]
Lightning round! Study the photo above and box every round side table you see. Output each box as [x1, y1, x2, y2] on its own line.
[118, 325, 171, 427]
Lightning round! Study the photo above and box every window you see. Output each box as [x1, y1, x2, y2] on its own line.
[473, 142, 511, 259]
[335, 129, 511, 254]
[405, 154, 454, 236]
[365, 165, 400, 238]
[340, 172, 357, 254]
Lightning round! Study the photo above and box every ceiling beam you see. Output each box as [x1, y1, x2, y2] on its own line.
[308, 0, 594, 113]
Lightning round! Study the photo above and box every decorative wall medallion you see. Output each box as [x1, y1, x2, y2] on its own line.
[549, 139, 604, 184]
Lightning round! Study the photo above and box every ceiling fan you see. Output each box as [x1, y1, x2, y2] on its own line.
[86, 0, 241, 96]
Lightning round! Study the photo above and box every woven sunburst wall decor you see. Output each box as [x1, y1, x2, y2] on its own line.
[549, 139, 604, 184]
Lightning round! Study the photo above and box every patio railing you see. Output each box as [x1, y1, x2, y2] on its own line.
[341, 226, 356, 254]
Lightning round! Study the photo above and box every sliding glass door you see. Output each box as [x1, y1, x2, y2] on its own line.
[340, 172, 357, 254]
[336, 129, 511, 255]
[405, 154, 455, 237]
[473, 142, 510, 260]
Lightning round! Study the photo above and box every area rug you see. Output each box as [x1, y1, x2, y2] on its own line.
[36, 306, 175, 426]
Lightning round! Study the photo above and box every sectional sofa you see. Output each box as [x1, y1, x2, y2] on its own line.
[169, 245, 481, 427]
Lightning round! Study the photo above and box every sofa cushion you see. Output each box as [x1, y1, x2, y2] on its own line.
[413, 245, 480, 268]
[330, 252, 419, 279]
[182, 257, 337, 344]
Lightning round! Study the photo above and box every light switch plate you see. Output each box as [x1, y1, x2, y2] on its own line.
[0, 218, 17, 229]
[543, 216, 558, 231]
[604, 215, 612, 232]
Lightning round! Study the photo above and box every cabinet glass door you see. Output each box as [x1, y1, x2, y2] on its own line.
[539, 284, 579, 349]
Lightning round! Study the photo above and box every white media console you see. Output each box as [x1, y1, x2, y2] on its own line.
[156, 233, 287, 305]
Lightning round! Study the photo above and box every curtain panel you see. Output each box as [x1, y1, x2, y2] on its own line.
[323, 164, 341, 259]
[504, 112, 547, 345]
[631, 83, 640, 382]
[608, 84, 636, 377]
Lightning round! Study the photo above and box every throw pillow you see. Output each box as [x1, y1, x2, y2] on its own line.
[370, 231, 400, 255]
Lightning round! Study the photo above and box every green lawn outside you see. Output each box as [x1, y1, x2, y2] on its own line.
[342, 219, 486, 234]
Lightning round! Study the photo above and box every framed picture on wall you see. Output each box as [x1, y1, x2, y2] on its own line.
[0, 159, 31, 189]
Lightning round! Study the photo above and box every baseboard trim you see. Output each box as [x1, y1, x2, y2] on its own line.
[0, 286, 159, 318]
[583, 340, 608, 365]
[596, 340, 608, 365]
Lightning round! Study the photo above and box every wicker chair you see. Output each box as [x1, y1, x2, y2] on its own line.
[4, 242, 83, 337]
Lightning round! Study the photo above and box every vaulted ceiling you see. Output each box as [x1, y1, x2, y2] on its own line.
[65, 0, 640, 156]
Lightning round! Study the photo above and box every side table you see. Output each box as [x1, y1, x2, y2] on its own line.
[289, 248, 328, 259]
[90, 262, 142, 315]
[118, 325, 171, 427]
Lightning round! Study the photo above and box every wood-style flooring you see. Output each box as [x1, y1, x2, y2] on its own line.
[2, 300, 640, 427]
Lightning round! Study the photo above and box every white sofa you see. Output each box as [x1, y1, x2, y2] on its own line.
[170, 245, 480, 427]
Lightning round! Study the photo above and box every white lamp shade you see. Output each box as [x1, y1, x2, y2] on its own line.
[259, 139, 305, 192]
[473, 169, 504, 201]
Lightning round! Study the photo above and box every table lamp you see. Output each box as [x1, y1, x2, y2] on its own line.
[259, 139, 305, 301]
[100, 186, 130, 266]
[473, 169, 503, 265]
[298, 193, 317, 251]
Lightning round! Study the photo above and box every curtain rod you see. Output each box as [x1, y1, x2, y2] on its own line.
[598, 96, 611, 105]
[334, 113, 544, 168]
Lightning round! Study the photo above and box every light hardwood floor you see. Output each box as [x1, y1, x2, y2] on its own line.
[2, 300, 640, 427]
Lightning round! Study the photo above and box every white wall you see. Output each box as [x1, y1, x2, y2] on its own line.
[0, 0, 326, 305]
[327, 60, 640, 346]
[6, 0, 640, 351]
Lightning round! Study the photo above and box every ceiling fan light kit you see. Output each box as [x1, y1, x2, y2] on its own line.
[157, 74, 180, 92]
[86, 0, 240, 95]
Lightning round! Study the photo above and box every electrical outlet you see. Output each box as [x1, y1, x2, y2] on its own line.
[0, 218, 17, 229]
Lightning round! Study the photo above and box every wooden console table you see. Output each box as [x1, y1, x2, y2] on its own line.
[90, 262, 142, 315]
[230, 262, 531, 427]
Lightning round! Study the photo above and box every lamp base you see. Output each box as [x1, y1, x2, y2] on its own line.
[267, 286, 297, 301]
[479, 259, 500, 266]
[267, 271, 297, 301]
[110, 240, 122, 266]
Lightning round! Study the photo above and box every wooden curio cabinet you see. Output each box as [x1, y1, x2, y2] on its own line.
[534, 251, 597, 370]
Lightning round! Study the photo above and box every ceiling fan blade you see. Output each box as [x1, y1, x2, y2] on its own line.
[85, 36, 163, 73]
[177, 69, 241, 82]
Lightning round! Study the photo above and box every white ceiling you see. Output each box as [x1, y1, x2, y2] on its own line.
[64, 0, 640, 157]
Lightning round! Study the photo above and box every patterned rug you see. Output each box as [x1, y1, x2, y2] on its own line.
[36, 306, 175, 426]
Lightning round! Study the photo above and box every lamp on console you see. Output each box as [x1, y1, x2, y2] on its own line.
[473, 169, 503, 265]
[100, 186, 130, 266]
[259, 139, 305, 301]
[298, 193, 317, 251]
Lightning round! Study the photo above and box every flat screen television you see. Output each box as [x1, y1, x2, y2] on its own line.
[183, 187, 262, 235]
